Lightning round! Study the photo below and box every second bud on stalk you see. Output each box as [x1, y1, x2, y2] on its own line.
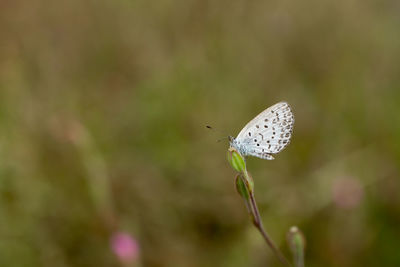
[228, 148, 254, 194]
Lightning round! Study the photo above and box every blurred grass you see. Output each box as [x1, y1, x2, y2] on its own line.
[1, 0, 400, 266]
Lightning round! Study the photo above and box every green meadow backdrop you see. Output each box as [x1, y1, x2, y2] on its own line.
[1, 0, 400, 266]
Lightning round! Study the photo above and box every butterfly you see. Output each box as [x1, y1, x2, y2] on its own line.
[229, 102, 294, 160]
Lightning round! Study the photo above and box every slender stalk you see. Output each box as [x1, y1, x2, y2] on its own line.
[228, 149, 293, 266]
[241, 171, 291, 267]
[249, 191, 291, 267]
[295, 248, 304, 267]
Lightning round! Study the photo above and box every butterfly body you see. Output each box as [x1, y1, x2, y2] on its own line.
[229, 102, 294, 160]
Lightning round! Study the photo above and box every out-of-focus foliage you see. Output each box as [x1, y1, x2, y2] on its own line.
[1, 0, 400, 266]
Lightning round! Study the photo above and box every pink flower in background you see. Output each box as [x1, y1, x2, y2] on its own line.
[332, 177, 364, 209]
[111, 232, 140, 263]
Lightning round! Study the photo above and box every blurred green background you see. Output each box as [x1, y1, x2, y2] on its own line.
[1, 0, 400, 266]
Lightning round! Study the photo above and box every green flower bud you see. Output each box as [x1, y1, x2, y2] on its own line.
[287, 226, 306, 267]
[235, 174, 250, 201]
[227, 148, 246, 173]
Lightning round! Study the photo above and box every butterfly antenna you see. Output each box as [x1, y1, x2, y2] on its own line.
[217, 136, 229, 143]
[206, 125, 230, 143]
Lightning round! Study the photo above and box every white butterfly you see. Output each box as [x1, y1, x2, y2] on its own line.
[229, 102, 294, 160]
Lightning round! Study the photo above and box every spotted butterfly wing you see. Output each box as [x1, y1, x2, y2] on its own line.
[235, 102, 294, 160]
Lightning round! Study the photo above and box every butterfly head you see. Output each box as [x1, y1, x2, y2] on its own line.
[228, 136, 248, 157]
[228, 136, 241, 151]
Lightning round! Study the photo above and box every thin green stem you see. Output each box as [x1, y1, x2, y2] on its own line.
[292, 236, 304, 267]
[295, 249, 304, 267]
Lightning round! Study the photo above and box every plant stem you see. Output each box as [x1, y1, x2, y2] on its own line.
[295, 249, 304, 267]
[249, 191, 291, 267]
[292, 235, 304, 267]
[241, 171, 291, 267]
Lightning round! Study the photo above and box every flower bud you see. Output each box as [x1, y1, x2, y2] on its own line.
[287, 226, 306, 267]
[227, 148, 246, 173]
[235, 174, 250, 201]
